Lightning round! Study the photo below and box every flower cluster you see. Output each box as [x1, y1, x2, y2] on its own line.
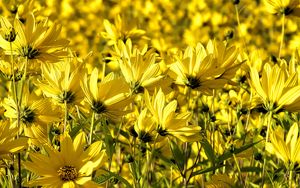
[0, 0, 300, 187]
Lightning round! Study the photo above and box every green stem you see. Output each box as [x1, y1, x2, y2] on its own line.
[183, 142, 189, 188]
[10, 42, 17, 102]
[9, 42, 19, 187]
[88, 112, 95, 145]
[142, 133, 159, 187]
[289, 168, 293, 188]
[102, 61, 106, 81]
[169, 166, 173, 188]
[17, 58, 29, 188]
[9, 42, 25, 188]
[18, 57, 28, 107]
[262, 111, 273, 185]
[64, 100, 68, 133]
[233, 153, 244, 186]
[278, 13, 285, 58]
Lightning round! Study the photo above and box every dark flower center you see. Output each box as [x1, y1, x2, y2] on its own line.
[282, 7, 293, 15]
[139, 130, 152, 143]
[157, 126, 168, 136]
[133, 82, 144, 94]
[57, 165, 78, 181]
[20, 45, 39, 59]
[4, 27, 16, 42]
[21, 106, 35, 124]
[91, 100, 106, 114]
[129, 126, 138, 138]
[186, 76, 201, 89]
[59, 91, 75, 104]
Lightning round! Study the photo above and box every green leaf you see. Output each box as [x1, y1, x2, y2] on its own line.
[101, 121, 115, 159]
[200, 138, 215, 165]
[94, 171, 133, 188]
[240, 166, 262, 173]
[191, 164, 225, 177]
[217, 140, 262, 163]
[131, 161, 141, 180]
[69, 123, 84, 137]
[169, 140, 185, 171]
[93, 173, 112, 184]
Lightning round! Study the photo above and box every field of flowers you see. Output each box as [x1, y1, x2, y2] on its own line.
[1, 0, 300, 187]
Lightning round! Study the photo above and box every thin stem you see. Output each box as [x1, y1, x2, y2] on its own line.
[278, 13, 285, 58]
[64, 100, 68, 133]
[182, 87, 192, 187]
[10, 42, 17, 102]
[14, 57, 29, 188]
[262, 111, 273, 186]
[244, 89, 253, 132]
[9, 42, 20, 187]
[233, 153, 244, 186]
[183, 142, 189, 188]
[18, 58, 28, 107]
[102, 62, 106, 81]
[142, 133, 159, 188]
[211, 90, 216, 174]
[169, 166, 173, 188]
[17, 153, 21, 187]
[88, 112, 95, 145]
[289, 168, 293, 188]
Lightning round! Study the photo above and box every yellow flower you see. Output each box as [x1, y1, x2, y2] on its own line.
[0, 16, 17, 42]
[0, 120, 28, 156]
[266, 123, 300, 164]
[144, 89, 201, 142]
[0, 13, 69, 65]
[24, 132, 107, 187]
[249, 62, 300, 112]
[132, 109, 156, 143]
[38, 57, 84, 106]
[0, 57, 23, 82]
[3, 87, 60, 144]
[170, 40, 239, 95]
[263, 0, 300, 15]
[101, 14, 146, 46]
[114, 39, 168, 94]
[81, 68, 132, 121]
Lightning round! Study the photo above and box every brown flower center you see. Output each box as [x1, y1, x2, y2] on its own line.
[57, 165, 78, 181]
[91, 100, 106, 114]
[3, 27, 16, 42]
[21, 106, 35, 124]
[19, 45, 39, 59]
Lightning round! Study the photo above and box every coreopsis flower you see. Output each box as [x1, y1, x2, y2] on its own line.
[266, 123, 300, 164]
[24, 132, 107, 187]
[131, 109, 156, 143]
[38, 57, 84, 106]
[3, 87, 60, 144]
[0, 16, 17, 43]
[15, 0, 35, 22]
[144, 89, 201, 142]
[101, 14, 146, 46]
[114, 39, 169, 94]
[206, 40, 240, 81]
[0, 120, 28, 156]
[249, 62, 300, 112]
[263, 0, 300, 15]
[81, 68, 132, 121]
[169, 40, 239, 95]
[0, 57, 23, 82]
[0, 13, 69, 66]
